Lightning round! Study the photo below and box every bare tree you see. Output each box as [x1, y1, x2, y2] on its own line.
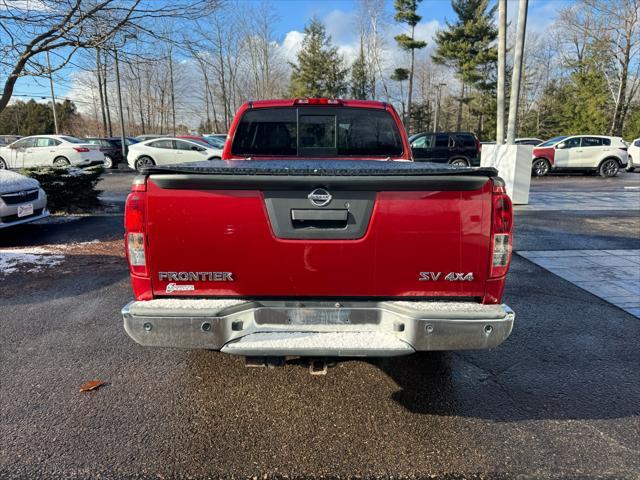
[357, 0, 390, 100]
[0, 0, 221, 114]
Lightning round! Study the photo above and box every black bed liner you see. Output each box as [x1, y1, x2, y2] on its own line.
[145, 160, 498, 191]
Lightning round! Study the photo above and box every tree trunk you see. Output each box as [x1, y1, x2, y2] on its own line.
[102, 50, 113, 138]
[496, 0, 507, 144]
[400, 81, 405, 123]
[95, 48, 108, 137]
[406, 24, 416, 134]
[610, 36, 631, 136]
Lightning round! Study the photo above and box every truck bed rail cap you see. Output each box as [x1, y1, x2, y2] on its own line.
[142, 159, 498, 178]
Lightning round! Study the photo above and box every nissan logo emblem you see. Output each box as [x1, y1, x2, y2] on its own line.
[308, 188, 332, 207]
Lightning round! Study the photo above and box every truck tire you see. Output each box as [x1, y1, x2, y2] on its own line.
[599, 158, 620, 178]
[449, 158, 469, 167]
[135, 156, 155, 172]
[532, 158, 550, 177]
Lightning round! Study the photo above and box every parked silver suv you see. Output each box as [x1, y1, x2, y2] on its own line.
[0, 170, 48, 228]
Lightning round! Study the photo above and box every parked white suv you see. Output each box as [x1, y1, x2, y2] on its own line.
[626, 138, 639, 172]
[532, 135, 628, 177]
[0, 135, 104, 169]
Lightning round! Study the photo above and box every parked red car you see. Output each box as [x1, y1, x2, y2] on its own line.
[122, 98, 515, 363]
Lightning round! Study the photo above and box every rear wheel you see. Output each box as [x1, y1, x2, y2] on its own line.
[53, 157, 70, 167]
[0, 158, 6, 169]
[449, 158, 469, 167]
[532, 158, 550, 177]
[599, 158, 619, 178]
[135, 156, 155, 172]
[103, 155, 114, 169]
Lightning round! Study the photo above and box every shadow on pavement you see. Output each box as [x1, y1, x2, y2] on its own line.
[0, 254, 128, 308]
[0, 215, 123, 248]
[367, 345, 639, 422]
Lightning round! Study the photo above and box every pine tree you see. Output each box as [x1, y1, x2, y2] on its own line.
[290, 18, 348, 98]
[432, 0, 497, 130]
[350, 38, 372, 100]
[394, 0, 427, 133]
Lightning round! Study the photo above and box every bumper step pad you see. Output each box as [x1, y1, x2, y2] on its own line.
[221, 331, 414, 357]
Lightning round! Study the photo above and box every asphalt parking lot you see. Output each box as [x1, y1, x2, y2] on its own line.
[1, 170, 639, 479]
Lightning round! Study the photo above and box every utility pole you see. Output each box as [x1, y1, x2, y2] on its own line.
[506, 0, 529, 144]
[433, 83, 446, 133]
[496, 0, 506, 145]
[114, 47, 127, 160]
[45, 50, 59, 134]
[169, 51, 176, 136]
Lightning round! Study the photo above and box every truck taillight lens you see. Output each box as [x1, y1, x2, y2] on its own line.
[125, 192, 148, 276]
[127, 233, 146, 266]
[493, 194, 513, 233]
[490, 180, 513, 278]
[492, 234, 511, 270]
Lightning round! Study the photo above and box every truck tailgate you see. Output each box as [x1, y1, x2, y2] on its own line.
[142, 161, 496, 299]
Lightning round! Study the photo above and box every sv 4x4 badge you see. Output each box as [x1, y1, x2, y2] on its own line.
[419, 272, 475, 281]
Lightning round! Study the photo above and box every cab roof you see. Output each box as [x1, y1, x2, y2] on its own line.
[244, 99, 388, 109]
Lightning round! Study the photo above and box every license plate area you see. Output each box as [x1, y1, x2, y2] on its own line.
[17, 204, 34, 218]
[254, 306, 381, 326]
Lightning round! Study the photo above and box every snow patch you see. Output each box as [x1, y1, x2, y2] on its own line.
[0, 170, 39, 193]
[0, 241, 103, 275]
[391, 301, 499, 313]
[131, 298, 246, 311]
[0, 247, 64, 274]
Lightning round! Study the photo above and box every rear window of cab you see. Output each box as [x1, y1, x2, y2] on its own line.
[231, 107, 403, 157]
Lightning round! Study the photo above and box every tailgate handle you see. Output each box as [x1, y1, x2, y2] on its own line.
[291, 209, 348, 229]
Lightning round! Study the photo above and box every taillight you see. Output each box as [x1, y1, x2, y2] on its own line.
[125, 191, 148, 276]
[73, 147, 90, 152]
[490, 178, 513, 278]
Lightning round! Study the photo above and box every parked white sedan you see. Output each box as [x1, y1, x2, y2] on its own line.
[0, 135, 104, 169]
[127, 138, 223, 172]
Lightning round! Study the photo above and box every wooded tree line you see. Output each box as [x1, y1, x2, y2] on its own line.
[2, 0, 639, 140]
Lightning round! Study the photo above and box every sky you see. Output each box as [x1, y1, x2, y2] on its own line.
[10, 0, 566, 108]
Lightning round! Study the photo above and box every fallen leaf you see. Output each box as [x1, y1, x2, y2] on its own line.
[79, 380, 104, 392]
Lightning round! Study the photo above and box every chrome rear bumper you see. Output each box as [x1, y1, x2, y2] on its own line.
[122, 299, 514, 357]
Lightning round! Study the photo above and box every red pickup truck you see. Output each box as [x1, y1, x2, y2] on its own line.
[122, 99, 514, 361]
